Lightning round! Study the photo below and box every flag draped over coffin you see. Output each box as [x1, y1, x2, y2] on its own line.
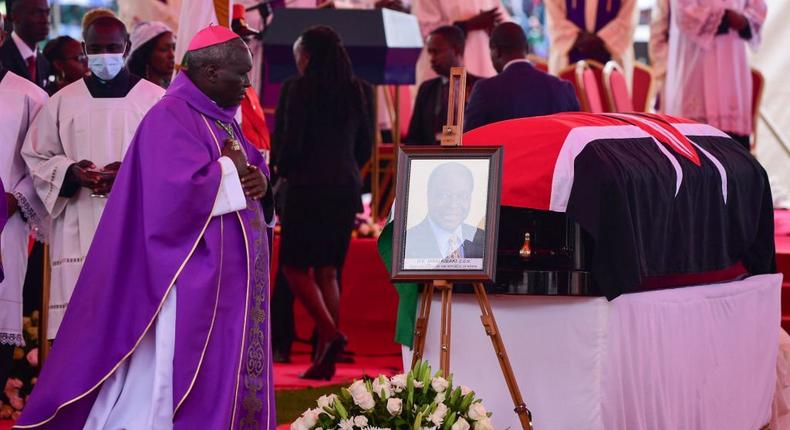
[381, 112, 776, 347]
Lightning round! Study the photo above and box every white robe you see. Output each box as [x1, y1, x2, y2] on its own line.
[0, 72, 49, 347]
[412, 0, 511, 84]
[21, 78, 165, 339]
[664, 0, 766, 136]
[545, 0, 638, 82]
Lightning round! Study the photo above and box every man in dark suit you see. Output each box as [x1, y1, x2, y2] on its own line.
[405, 162, 485, 263]
[464, 22, 580, 132]
[0, 0, 50, 89]
[406, 25, 481, 146]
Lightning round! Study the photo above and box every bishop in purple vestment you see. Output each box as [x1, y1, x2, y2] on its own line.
[15, 26, 276, 429]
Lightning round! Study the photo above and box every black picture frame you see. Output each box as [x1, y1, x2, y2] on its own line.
[391, 146, 503, 282]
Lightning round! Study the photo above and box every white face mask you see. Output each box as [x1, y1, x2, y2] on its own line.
[87, 53, 125, 81]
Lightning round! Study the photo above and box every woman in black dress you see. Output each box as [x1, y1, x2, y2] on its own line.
[275, 26, 373, 380]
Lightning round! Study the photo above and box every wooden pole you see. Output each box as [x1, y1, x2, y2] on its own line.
[438, 281, 453, 376]
[39, 244, 51, 366]
[411, 282, 435, 368]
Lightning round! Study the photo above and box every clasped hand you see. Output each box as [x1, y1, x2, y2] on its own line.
[71, 160, 121, 195]
[221, 138, 268, 201]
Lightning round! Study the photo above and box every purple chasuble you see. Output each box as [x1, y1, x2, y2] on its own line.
[15, 72, 275, 429]
[565, 0, 621, 63]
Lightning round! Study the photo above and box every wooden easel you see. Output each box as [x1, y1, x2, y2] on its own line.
[410, 67, 533, 430]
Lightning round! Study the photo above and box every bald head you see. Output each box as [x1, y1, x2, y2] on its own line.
[489, 22, 529, 73]
[81, 8, 116, 32]
[83, 16, 127, 41]
[184, 38, 252, 108]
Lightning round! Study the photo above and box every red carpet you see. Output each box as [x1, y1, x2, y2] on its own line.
[273, 349, 402, 390]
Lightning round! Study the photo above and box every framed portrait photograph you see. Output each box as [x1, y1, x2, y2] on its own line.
[391, 146, 503, 282]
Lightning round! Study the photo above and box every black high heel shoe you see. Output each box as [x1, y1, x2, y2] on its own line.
[299, 334, 347, 381]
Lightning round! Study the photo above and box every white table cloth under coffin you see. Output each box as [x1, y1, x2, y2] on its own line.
[403, 274, 781, 430]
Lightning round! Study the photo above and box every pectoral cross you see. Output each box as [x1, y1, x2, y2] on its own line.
[216, 120, 242, 151]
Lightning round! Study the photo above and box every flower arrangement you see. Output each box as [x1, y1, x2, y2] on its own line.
[292, 360, 493, 430]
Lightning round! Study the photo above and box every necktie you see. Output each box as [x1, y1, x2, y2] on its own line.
[26, 56, 37, 84]
[447, 236, 462, 259]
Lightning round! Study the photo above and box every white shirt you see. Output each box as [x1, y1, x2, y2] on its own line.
[428, 218, 466, 258]
[11, 31, 37, 61]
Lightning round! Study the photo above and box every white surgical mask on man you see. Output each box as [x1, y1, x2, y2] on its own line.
[87, 53, 125, 81]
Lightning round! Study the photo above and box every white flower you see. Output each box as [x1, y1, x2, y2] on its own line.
[291, 417, 309, 430]
[431, 377, 449, 393]
[390, 374, 407, 390]
[349, 380, 376, 410]
[452, 418, 471, 430]
[430, 403, 448, 426]
[317, 394, 337, 409]
[372, 376, 392, 399]
[386, 398, 403, 416]
[339, 418, 354, 430]
[459, 385, 473, 396]
[413, 380, 424, 388]
[421, 427, 437, 430]
[434, 392, 446, 404]
[473, 418, 494, 430]
[468, 403, 488, 421]
[301, 408, 321, 428]
[354, 416, 369, 427]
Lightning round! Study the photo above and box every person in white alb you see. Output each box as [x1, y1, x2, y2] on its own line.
[663, 0, 766, 150]
[21, 16, 164, 339]
[0, 55, 49, 409]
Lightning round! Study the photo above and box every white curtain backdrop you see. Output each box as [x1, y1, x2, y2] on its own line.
[750, 0, 790, 207]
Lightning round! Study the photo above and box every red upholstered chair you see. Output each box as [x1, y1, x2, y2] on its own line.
[603, 61, 634, 112]
[631, 62, 655, 112]
[527, 54, 549, 73]
[750, 67, 765, 152]
[558, 63, 584, 112]
[575, 60, 605, 113]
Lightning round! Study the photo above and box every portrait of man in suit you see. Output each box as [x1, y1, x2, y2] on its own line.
[404, 161, 486, 270]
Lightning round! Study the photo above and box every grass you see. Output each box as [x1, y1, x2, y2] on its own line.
[276, 385, 346, 425]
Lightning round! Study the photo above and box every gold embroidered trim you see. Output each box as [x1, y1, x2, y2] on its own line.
[240, 203, 267, 428]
